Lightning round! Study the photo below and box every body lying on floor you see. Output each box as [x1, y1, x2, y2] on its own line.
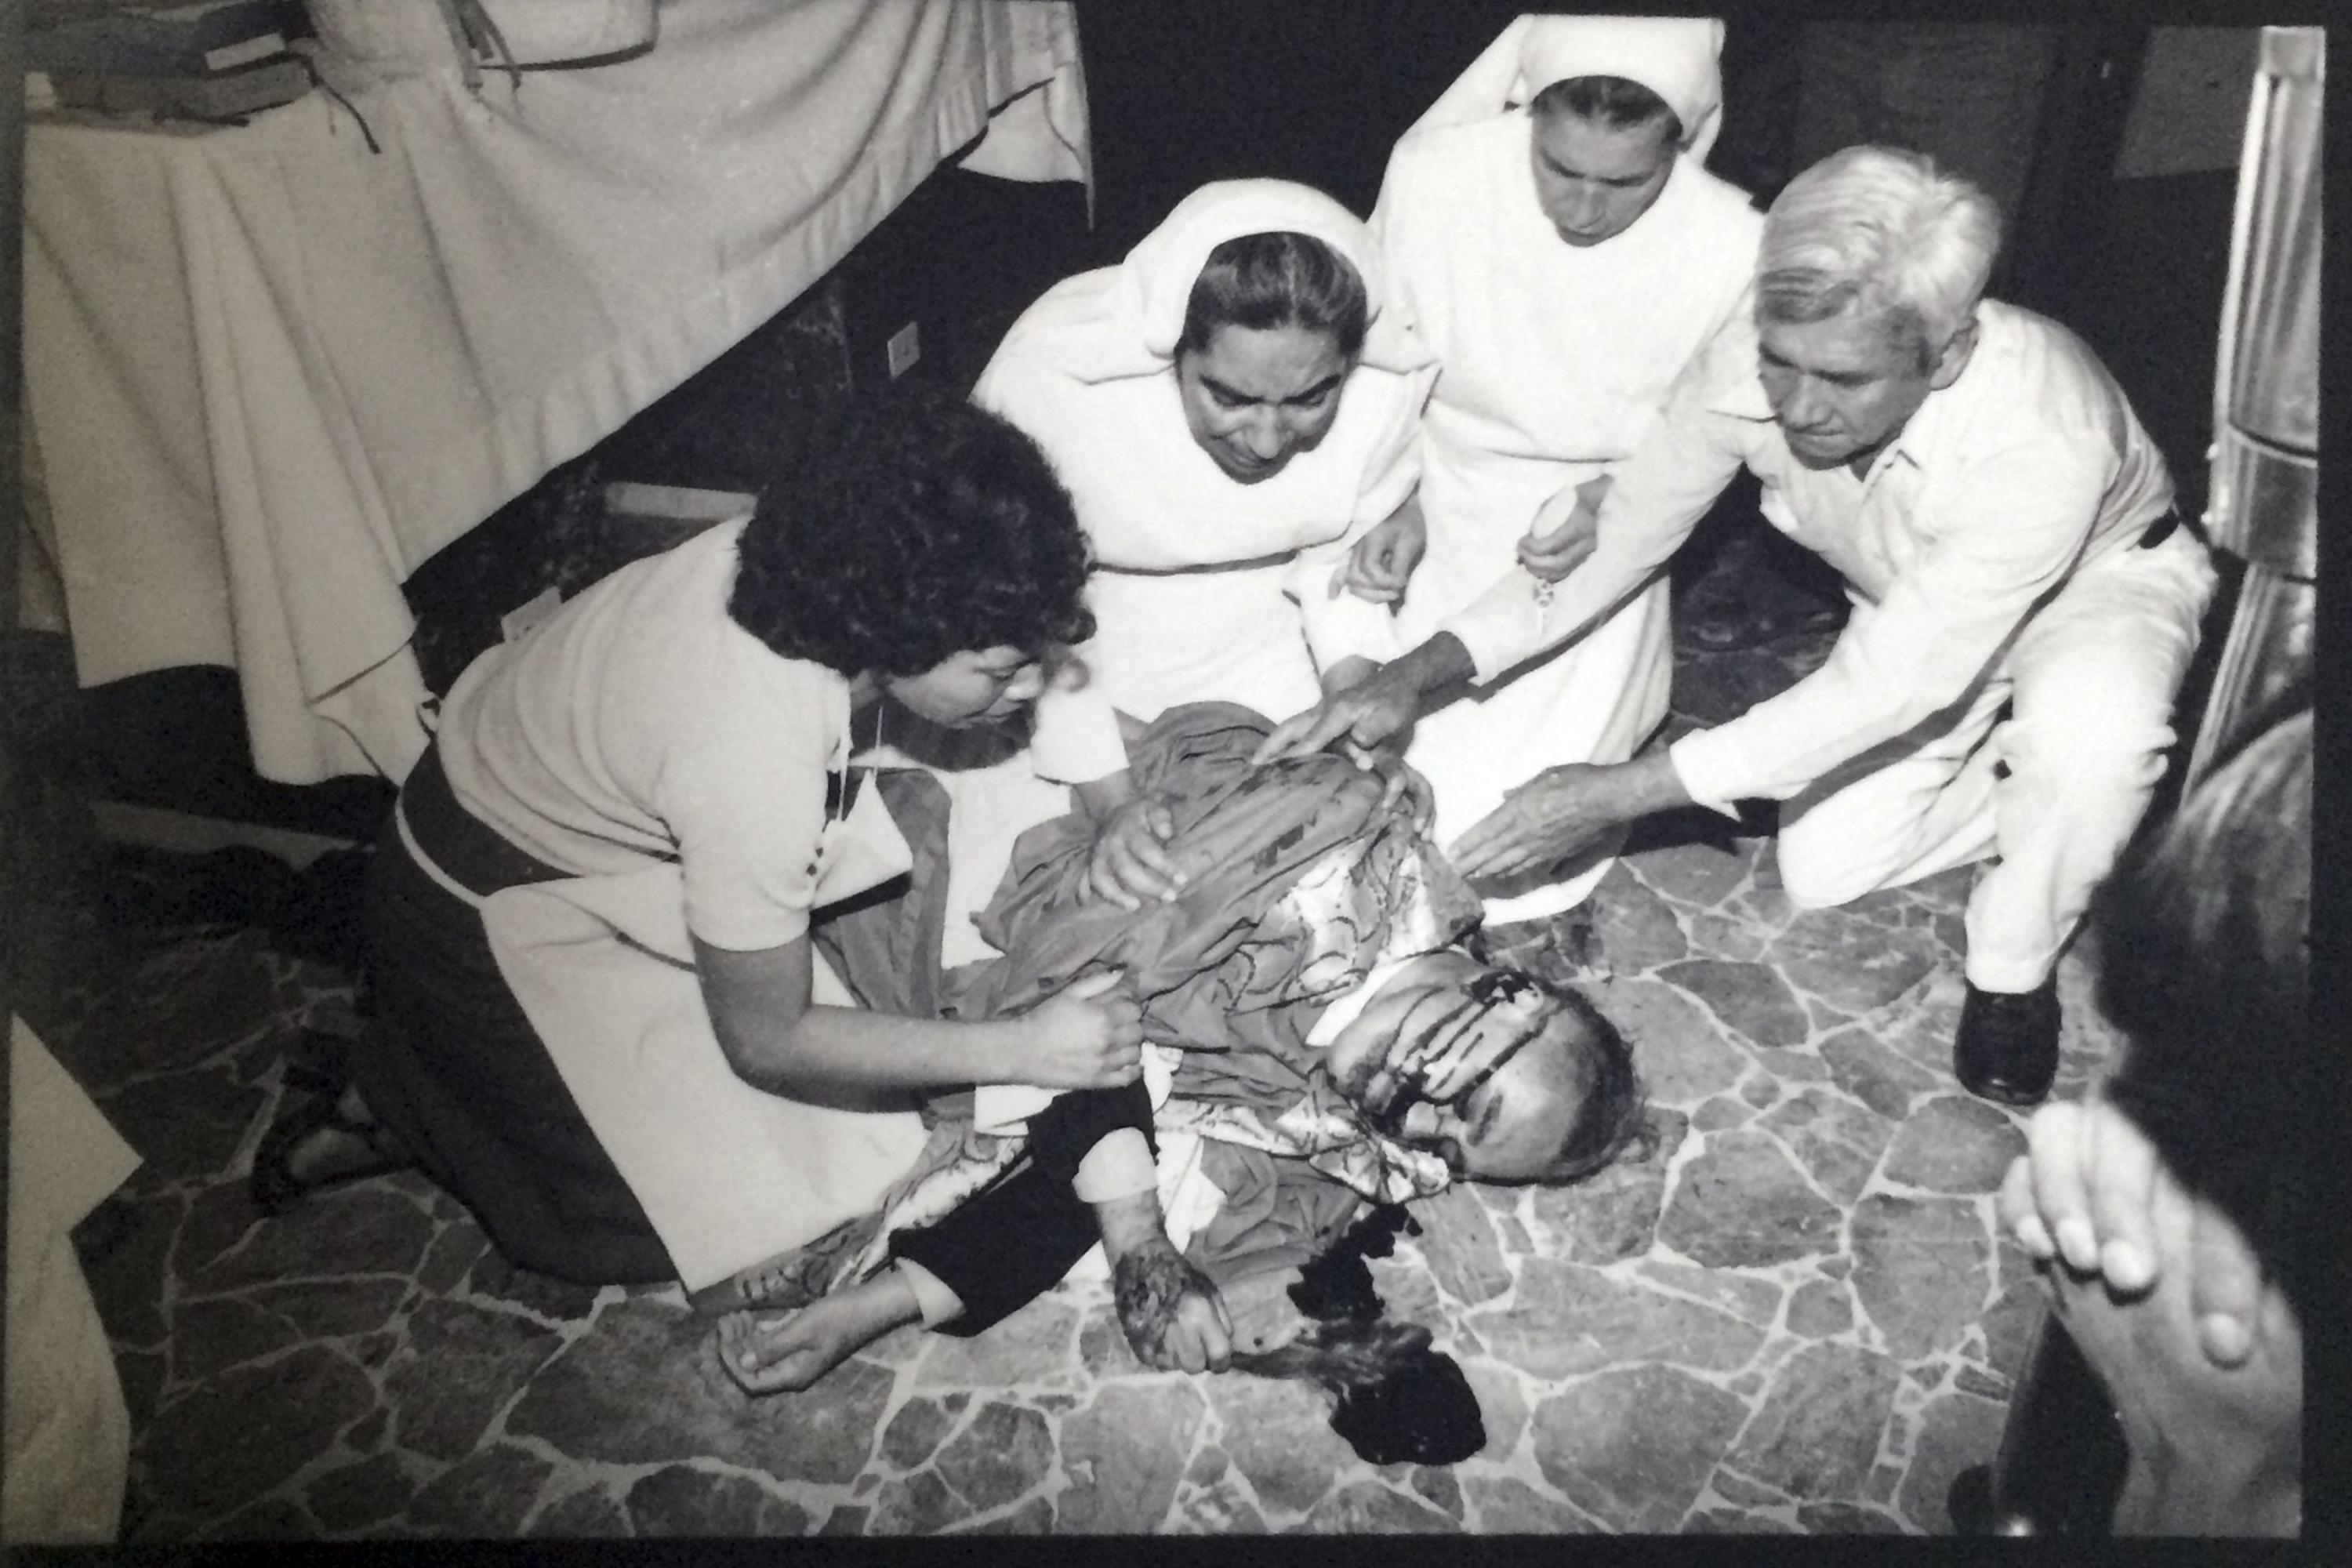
[709, 701, 1650, 1394]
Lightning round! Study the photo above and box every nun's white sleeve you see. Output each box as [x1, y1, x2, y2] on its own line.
[1285, 365, 1432, 676]
[1436, 338, 1753, 682]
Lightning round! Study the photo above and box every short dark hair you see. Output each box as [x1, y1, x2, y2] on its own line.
[1531, 74, 1683, 143]
[2093, 702, 2312, 1320]
[1495, 978, 1655, 1188]
[1176, 230, 1370, 361]
[729, 387, 1094, 677]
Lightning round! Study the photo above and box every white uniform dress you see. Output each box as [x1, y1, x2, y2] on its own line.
[1374, 114, 1762, 920]
[933, 183, 1436, 964]
[976, 181, 1435, 785]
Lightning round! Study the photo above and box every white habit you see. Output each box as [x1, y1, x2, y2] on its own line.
[1373, 14, 1762, 920]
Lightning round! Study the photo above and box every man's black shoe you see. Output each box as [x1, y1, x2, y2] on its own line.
[1954, 978, 2060, 1106]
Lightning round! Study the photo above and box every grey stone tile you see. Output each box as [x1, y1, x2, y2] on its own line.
[1530, 1366, 1750, 1532]
[181, 1185, 437, 1294]
[1893, 1389, 2009, 1534]
[951, 1495, 1058, 1534]
[1466, 1258, 1766, 1379]
[915, 1294, 1081, 1388]
[1406, 1183, 1512, 1308]
[1634, 1258, 1786, 1328]
[1203, 1374, 1348, 1516]
[1409, 1465, 1464, 1520]
[880, 1396, 959, 1470]
[525, 1484, 630, 1537]
[1657, 1130, 1845, 1267]
[1767, 910, 1942, 1016]
[171, 1295, 303, 1384]
[1798, 1500, 1909, 1534]
[1756, 1087, 1896, 1207]
[1057, 1381, 1208, 1533]
[1724, 1341, 1904, 1500]
[1587, 871, 1690, 973]
[1457, 1357, 1530, 1461]
[305, 1454, 418, 1534]
[383, 1298, 566, 1461]
[1849, 1195, 1994, 1361]
[1820, 1026, 1944, 1120]
[1465, 1475, 1600, 1533]
[935, 1401, 1055, 1514]
[1658, 960, 1812, 1051]
[1298, 1480, 1459, 1533]
[622, 1465, 813, 1536]
[504, 1296, 893, 1486]
[99, 1065, 268, 1184]
[1596, 976, 1748, 1107]
[136, 1345, 376, 1521]
[403, 1443, 553, 1537]
[1882, 1095, 2028, 1194]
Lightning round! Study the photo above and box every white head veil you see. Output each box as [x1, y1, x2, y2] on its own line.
[992, 179, 1430, 385]
[1409, 14, 1727, 162]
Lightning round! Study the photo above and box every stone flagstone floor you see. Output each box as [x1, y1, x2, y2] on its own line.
[28, 539, 2126, 1541]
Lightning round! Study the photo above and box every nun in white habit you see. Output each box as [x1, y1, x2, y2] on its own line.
[964, 180, 1438, 914]
[1352, 14, 1764, 922]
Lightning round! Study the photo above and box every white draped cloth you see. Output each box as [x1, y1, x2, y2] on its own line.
[24, 0, 1088, 784]
[974, 180, 1437, 788]
[5, 1019, 140, 1545]
[1370, 14, 1762, 921]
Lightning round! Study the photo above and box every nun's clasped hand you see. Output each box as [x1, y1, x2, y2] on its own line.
[1338, 506, 1427, 604]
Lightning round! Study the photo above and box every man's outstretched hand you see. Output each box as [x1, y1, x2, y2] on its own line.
[1449, 749, 1700, 881]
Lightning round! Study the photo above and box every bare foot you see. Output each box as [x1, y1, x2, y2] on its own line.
[717, 1269, 922, 1396]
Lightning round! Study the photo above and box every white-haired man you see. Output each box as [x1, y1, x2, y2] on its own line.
[1261, 145, 2216, 1105]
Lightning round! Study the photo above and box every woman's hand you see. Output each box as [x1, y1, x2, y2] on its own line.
[1338, 503, 1427, 604]
[1018, 971, 1145, 1090]
[1087, 794, 1186, 910]
[1517, 475, 1609, 584]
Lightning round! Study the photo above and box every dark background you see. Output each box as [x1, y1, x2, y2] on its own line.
[33, 9, 2249, 840]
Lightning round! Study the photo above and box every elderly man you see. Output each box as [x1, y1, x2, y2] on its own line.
[709, 702, 1649, 1393]
[1342, 14, 1763, 923]
[1263, 145, 2216, 1105]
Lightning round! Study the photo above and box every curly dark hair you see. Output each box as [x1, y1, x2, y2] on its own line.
[1531, 74, 1683, 143]
[1177, 230, 1370, 361]
[729, 386, 1094, 677]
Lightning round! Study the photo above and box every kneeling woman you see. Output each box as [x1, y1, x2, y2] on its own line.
[256, 390, 1142, 1291]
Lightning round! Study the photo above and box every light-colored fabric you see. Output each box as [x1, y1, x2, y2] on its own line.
[1443, 299, 2188, 800]
[5, 1018, 141, 1546]
[419, 518, 935, 1293]
[1409, 13, 1728, 161]
[481, 858, 929, 1295]
[1377, 110, 1762, 920]
[1070, 1127, 1160, 1203]
[436, 521, 866, 954]
[22, 0, 1087, 785]
[1443, 298, 2211, 987]
[1774, 531, 2214, 992]
[975, 180, 1437, 783]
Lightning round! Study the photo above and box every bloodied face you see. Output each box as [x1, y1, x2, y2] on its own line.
[1324, 956, 1597, 1181]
